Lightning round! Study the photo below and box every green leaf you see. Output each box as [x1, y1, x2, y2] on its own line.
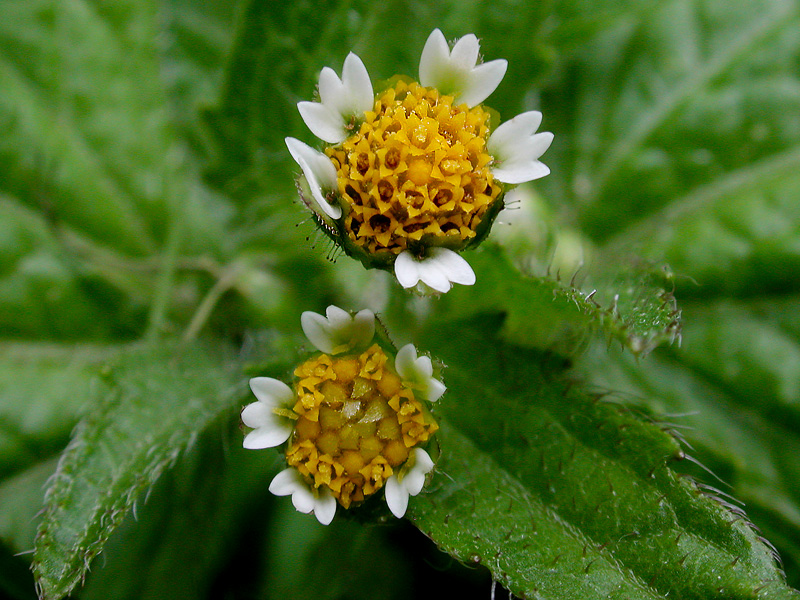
[78, 419, 279, 600]
[0, 342, 114, 478]
[578, 296, 800, 585]
[538, 3, 800, 584]
[608, 147, 800, 298]
[32, 340, 246, 600]
[0, 196, 145, 339]
[0, 458, 59, 556]
[0, 0, 160, 254]
[0, 540, 37, 600]
[410, 318, 798, 599]
[200, 0, 354, 198]
[551, 0, 800, 241]
[427, 244, 679, 357]
[0, 341, 130, 580]
[260, 507, 414, 600]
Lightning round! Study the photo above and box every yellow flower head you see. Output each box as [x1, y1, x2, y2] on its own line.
[287, 30, 553, 294]
[242, 306, 442, 524]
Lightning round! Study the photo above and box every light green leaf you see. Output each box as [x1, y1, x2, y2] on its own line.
[545, 0, 800, 242]
[608, 148, 800, 298]
[429, 244, 679, 356]
[0, 458, 59, 555]
[411, 318, 798, 599]
[32, 341, 246, 600]
[0, 342, 114, 478]
[0, 196, 146, 339]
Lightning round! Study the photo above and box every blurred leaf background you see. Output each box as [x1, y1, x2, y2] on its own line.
[2, 0, 800, 598]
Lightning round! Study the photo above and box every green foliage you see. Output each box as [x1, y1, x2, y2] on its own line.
[32, 342, 244, 600]
[414, 320, 797, 599]
[0, 0, 798, 598]
[431, 244, 680, 355]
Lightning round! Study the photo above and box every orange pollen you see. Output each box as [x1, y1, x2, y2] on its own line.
[325, 80, 503, 255]
[286, 344, 438, 509]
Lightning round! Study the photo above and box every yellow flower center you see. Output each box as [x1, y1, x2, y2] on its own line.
[325, 80, 503, 255]
[286, 344, 438, 509]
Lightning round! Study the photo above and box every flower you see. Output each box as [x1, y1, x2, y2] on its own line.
[242, 377, 296, 449]
[487, 111, 553, 184]
[384, 448, 435, 518]
[286, 29, 553, 294]
[300, 305, 375, 354]
[285, 137, 341, 220]
[394, 343, 447, 402]
[394, 246, 476, 294]
[243, 305, 441, 523]
[296, 53, 373, 145]
[418, 29, 507, 107]
[269, 468, 337, 525]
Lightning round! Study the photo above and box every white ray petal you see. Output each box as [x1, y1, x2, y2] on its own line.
[242, 425, 292, 449]
[302, 53, 373, 144]
[415, 257, 451, 293]
[456, 59, 507, 107]
[394, 343, 419, 380]
[394, 250, 422, 289]
[249, 377, 294, 408]
[285, 137, 342, 219]
[488, 112, 554, 184]
[423, 377, 447, 403]
[301, 305, 375, 354]
[418, 29, 451, 88]
[394, 248, 475, 293]
[418, 29, 506, 107]
[383, 448, 435, 518]
[384, 475, 409, 518]
[492, 161, 551, 185]
[313, 488, 337, 525]
[268, 469, 336, 525]
[340, 53, 374, 114]
[427, 247, 476, 286]
[404, 449, 434, 495]
[297, 101, 347, 144]
[449, 34, 480, 69]
[394, 343, 446, 403]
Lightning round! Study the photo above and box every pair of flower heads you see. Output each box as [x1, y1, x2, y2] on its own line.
[243, 30, 553, 524]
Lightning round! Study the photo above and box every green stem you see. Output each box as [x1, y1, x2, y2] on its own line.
[181, 263, 244, 345]
[145, 185, 192, 341]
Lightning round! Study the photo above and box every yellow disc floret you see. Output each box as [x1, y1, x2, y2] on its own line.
[286, 344, 438, 509]
[325, 80, 503, 256]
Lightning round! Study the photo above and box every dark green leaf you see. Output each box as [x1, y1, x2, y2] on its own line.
[79, 419, 279, 600]
[578, 295, 800, 586]
[410, 318, 798, 599]
[0, 540, 37, 600]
